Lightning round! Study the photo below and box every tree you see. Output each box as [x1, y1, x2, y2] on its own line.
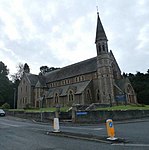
[23, 63, 30, 73]
[128, 71, 149, 105]
[11, 63, 24, 82]
[39, 66, 49, 75]
[39, 66, 60, 75]
[11, 63, 30, 108]
[0, 61, 9, 76]
[0, 61, 13, 107]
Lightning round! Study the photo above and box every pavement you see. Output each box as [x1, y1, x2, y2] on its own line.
[39, 117, 149, 144]
[5, 115, 149, 145]
[47, 131, 127, 144]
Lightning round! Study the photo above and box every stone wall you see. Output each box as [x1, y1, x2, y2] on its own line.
[74, 110, 149, 123]
[6, 110, 149, 123]
[6, 111, 55, 122]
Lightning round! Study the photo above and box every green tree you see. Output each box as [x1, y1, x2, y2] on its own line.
[128, 70, 149, 105]
[11, 63, 24, 82]
[11, 63, 30, 108]
[0, 61, 14, 107]
[39, 66, 60, 75]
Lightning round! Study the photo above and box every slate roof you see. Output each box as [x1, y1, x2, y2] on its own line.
[115, 78, 130, 92]
[25, 73, 46, 87]
[95, 12, 107, 43]
[46, 80, 91, 98]
[45, 57, 97, 83]
[26, 73, 39, 86]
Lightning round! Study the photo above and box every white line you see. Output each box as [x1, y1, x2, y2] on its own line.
[0, 122, 21, 127]
[62, 126, 103, 131]
[112, 143, 149, 147]
[93, 128, 103, 131]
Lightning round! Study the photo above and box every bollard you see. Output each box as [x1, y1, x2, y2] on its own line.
[106, 119, 117, 140]
[53, 118, 60, 133]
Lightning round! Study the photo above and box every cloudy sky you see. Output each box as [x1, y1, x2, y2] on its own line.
[0, 0, 149, 77]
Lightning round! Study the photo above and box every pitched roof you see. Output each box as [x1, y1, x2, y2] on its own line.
[46, 80, 91, 98]
[115, 78, 131, 92]
[26, 73, 39, 86]
[25, 73, 46, 87]
[45, 57, 97, 83]
[95, 12, 107, 43]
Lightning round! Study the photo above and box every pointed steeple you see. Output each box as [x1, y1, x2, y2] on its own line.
[95, 12, 107, 43]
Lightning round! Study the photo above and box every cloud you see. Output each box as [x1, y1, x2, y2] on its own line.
[0, 0, 149, 76]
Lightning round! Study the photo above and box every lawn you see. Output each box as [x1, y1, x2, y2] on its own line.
[8, 105, 149, 112]
[9, 107, 71, 113]
[95, 104, 149, 111]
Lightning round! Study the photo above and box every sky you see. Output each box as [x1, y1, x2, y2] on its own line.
[0, 0, 149, 78]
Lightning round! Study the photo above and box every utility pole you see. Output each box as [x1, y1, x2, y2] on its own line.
[13, 88, 16, 109]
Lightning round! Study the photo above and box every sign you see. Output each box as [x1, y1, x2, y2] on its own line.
[109, 122, 113, 128]
[115, 94, 126, 101]
[76, 112, 87, 116]
[106, 119, 115, 139]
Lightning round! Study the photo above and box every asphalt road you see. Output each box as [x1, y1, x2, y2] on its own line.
[0, 116, 149, 150]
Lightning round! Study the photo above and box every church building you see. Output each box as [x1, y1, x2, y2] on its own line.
[17, 13, 137, 109]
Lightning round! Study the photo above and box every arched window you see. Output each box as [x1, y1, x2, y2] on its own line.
[97, 90, 101, 103]
[102, 44, 105, 51]
[127, 84, 135, 103]
[98, 44, 101, 53]
[87, 89, 92, 102]
[68, 90, 74, 102]
[55, 93, 59, 104]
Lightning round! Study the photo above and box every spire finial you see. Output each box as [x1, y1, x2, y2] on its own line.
[96, 6, 99, 15]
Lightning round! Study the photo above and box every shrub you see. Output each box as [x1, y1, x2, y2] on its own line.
[2, 103, 10, 109]
[24, 103, 32, 109]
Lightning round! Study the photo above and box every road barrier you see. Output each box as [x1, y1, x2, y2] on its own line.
[106, 119, 117, 140]
[53, 118, 60, 132]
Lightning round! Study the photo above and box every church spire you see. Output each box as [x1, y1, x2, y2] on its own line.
[95, 12, 107, 43]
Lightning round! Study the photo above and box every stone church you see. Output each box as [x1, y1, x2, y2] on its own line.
[17, 13, 137, 109]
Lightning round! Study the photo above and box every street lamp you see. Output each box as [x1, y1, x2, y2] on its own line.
[13, 88, 16, 116]
[39, 96, 44, 122]
[13, 88, 16, 109]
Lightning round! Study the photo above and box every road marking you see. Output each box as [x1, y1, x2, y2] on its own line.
[62, 126, 103, 131]
[0, 122, 21, 127]
[93, 128, 103, 131]
[112, 143, 149, 147]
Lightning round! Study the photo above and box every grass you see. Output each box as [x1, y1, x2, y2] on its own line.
[95, 104, 149, 111]
[9, 107, 70, 113]
[7, 105, 149, 112]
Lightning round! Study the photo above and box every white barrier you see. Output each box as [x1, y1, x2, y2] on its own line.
[53, 118, 60, 132]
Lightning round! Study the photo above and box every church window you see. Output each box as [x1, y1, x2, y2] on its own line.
[68, 90, 74, 102]
[102, 45, 105, 51]
[55, 93, 59, 104]
[79, 76, 81, 81]
[87, 89, 91, 101]
[97, 90, 101, 103]
[82, 76, 84, 81]
[98, 44, 101, 52]
[76, 77, 78, 82]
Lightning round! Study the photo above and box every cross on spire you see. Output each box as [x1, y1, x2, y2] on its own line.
[96, 6, 99, 15]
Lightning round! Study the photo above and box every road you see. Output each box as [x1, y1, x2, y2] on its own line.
[0, 116, 149, 150]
